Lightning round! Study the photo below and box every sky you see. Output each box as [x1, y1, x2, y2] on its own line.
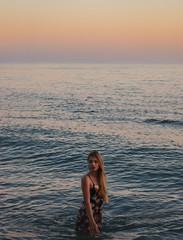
[0, 0, 183, 63]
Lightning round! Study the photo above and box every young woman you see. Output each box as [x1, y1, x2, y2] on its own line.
[76, 150, 108, 235]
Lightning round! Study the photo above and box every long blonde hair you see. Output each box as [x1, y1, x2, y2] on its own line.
[88, 151, 108, 204]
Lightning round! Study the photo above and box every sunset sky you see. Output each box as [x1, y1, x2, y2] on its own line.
[0, 0, 183, 63]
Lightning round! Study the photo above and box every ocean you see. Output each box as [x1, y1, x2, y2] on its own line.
[0, 64, 183, 240]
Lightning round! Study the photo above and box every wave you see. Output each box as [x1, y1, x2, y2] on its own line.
[144, 118, 183, 127]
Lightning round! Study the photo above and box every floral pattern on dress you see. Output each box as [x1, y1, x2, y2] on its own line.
[76, 181, 103, 232]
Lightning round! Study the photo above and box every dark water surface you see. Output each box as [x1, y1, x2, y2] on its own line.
[0, 64, 183, 240]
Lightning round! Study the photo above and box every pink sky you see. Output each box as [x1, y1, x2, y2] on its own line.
[0, 0, 183, 63]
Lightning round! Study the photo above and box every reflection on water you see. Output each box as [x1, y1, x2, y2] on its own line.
[0, 64, 183, 239]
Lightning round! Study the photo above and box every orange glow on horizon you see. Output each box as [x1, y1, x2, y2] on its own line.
[0, 0, 183, 62]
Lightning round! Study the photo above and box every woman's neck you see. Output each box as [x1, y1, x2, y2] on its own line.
[88, 171, 99, 178]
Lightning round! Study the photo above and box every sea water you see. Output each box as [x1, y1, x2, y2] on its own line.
[0, 64, 183, 240]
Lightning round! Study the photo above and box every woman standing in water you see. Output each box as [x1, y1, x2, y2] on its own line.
[76, 150, 108, 235]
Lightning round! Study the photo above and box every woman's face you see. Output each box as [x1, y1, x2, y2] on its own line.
[88, 157, 99, 172]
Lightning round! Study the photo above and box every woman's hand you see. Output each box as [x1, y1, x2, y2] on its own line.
[89, 221, 99, 235]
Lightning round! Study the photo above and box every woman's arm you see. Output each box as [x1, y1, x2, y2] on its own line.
[81, 175, 99, 235]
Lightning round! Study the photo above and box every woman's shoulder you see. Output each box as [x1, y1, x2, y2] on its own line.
[81, 173, 90, 182]
[81, 173, 92, 187]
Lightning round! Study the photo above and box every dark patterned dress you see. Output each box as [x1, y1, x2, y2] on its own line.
[76, 174, 103, 232]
